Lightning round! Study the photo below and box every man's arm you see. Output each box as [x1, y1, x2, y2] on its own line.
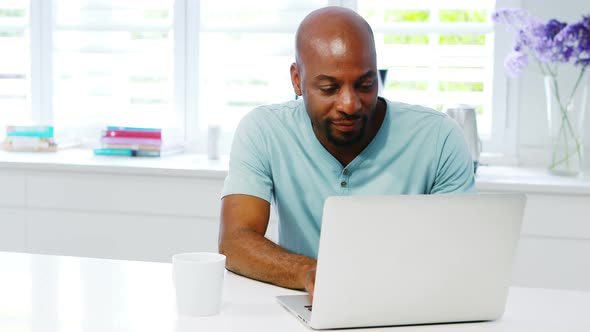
[219, 194, 317, 291]
[430, 116, 476, 194]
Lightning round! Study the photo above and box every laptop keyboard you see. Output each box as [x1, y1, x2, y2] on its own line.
[305, 305, 312, 312]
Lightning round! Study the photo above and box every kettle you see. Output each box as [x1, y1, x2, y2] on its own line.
[445, 105, 482, 173]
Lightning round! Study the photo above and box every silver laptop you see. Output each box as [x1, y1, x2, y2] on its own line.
[277, 193, 526, 330]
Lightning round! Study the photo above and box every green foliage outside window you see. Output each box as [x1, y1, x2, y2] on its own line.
[385, 10, 430, 22]
[439, 34, 485, 45]
[130, 76, 168, 83]
[385, 34, 429, 44]
[438, 82, 484, 92]
[439, 10, 487, 23]
[0, 9, 25, 17]
[131, 98, 167, 104]
[0, 31, 21, 37]
[131, 32, 168, 40]
[386, 81, 429, 91]
[229, 79, 269, 87]
[143, 10, 168, 20]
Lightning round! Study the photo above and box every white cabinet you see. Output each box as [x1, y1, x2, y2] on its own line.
[520, 194, 590, 238]
[0, 172, 27, 252]
[0, 172, 27, 207]
[1, 158, 589, 291]
[515, 195, 590, 291]
[27, 173, 222, 218]
[27, 210, 220, 262]
[513, 237, 590, 291]
[0, 166, 227, 261]
[475, 189, 590, 291]
[0, 162, 280, 263]
[0, 209, 27, 252]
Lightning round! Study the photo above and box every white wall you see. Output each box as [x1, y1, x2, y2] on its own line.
[516, 0, 590, 167]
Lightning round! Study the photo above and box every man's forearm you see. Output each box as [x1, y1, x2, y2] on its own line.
[219, 229, 317, 290]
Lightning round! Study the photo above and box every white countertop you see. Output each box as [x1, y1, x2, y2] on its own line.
[0, 251, 589, 332]
[0, 148, 229, 178]
[475, 166, 590, 195]
[1, 149, 590, 194]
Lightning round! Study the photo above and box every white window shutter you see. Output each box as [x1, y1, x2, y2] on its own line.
[0, 0, 31, 132]
[51, 0, 179, 140]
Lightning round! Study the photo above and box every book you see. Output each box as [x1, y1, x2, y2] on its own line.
[106, 126, 161, 132]
[100, 137, 162, 146]
[135, 145, 185, 157]
[101, 143, 160, 151]
[3, 136, 57, 152]
[93, 148, 134, 156]
[93, 145, 184, 158]
[104, 130, 161, 139]
[7, 125, 54, 138]
[135, 150, 161, 157]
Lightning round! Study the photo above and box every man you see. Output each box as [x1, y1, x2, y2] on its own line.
[219, 6, 475, 299]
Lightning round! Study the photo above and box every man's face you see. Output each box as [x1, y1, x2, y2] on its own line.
[292, 36, 379, 148]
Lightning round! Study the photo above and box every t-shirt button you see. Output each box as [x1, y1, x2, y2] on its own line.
[340, 181, 347, 187]
[343, 169, 349, 175]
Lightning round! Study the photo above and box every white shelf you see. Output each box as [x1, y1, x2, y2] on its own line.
[476, 166, 590, 195]
[0, 148, 228, 178]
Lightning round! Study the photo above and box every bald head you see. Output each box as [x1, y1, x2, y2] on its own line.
[295, 6, 376, 66]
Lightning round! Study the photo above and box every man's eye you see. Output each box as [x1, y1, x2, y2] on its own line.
[359, 81, 376, 91]
[319, 86, 337, 94]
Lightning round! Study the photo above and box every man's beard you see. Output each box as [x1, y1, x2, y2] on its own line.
[323, 115, 368, 147]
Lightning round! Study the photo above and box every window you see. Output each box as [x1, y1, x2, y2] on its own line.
[197, 0, 329, 153]
[357, 0, 497, 141]
[51, 0, 180, 141]
[0, 0, 30, 131]
[2, 0, 513, 156]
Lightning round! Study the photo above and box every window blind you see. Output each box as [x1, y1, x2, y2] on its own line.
[51, 0, 178, 136]
[358, 0, 496, 139]
[198, 0, 329, 131]
[0, 0, 30, 133]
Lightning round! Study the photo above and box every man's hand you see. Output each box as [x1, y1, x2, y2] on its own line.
[304, 267, 317, 303]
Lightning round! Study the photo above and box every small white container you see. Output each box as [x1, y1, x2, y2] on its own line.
[172, 252, 226, 316]
[207, 125, 221, 160]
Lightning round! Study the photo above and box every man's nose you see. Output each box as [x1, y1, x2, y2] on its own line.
[337, 87, 361, 115]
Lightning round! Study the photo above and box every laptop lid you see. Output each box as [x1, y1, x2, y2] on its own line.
[306, 193, 526, 329]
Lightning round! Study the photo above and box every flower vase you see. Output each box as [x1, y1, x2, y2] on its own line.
[544, 74, 589, 176]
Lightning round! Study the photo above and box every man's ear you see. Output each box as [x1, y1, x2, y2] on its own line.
[290, 63, 302, 96]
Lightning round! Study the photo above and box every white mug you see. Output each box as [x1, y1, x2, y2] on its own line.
[172, 252, 226, 316]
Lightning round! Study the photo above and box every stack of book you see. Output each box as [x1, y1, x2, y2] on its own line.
[94, 126, 173, 157]
[2, 126, 58, 152]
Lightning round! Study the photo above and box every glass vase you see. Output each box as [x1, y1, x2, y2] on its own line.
[544, 73, 589, 176]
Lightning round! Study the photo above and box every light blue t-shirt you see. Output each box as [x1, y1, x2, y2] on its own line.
[222, 98, 475, 259]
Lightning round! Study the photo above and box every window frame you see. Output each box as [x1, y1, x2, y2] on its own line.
[486, 0, 521, 161]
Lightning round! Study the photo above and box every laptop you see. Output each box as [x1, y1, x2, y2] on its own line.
[277, 193, 526, 330]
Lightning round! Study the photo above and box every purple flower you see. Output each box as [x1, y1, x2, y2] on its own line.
[544, 19, 567, 40]
[493, 8, 590, 74]
[492, 9, 530, 27]
[554, 21, 590, 66]
[504, 51, 529, 77]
